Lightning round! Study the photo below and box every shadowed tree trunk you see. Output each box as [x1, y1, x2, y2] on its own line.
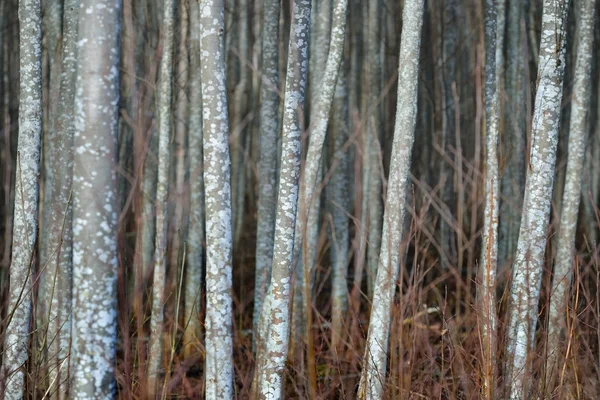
[38, 0, 78, 397]
[479, 0, 503, 396]
[1, 0, 43, 398]
[183, 0, 205, 359]
[253, 0, 281, 349]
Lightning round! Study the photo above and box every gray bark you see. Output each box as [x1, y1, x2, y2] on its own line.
[546, 0, 596, 390]
[255, 0, 311, 397]
[183, 0, 204, 359]
[147, 0, 175, 393]
[38, 0, 78, 397]
[479, 0, 503, 396]
[358, 0, 424, 396]
[1, 0, 43, 398]
[200, 0, 235, 397]
[70, 0, 122, 397]
[506, 0, 570, 397]
[253, 0, 281, 341]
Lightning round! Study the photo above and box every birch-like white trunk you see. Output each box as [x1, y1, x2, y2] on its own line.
[292, 0, 347, 359]
[546, 0, 596, 389]
[358, 0, 424, 396]
[147, 0, 175, 393]
[506, 0, 570, 397]
[1, 0, 42, 398]
[183, 0, 205, 359]
[70, 0, 121, 397]
[200, 1, 235, 398]
[255, 0, 311, 397]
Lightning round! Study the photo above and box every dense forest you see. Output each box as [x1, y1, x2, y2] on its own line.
[0, 0, 599, 398]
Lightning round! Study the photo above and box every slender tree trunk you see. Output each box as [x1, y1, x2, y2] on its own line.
[328, 61, 350, 350]
[183, 0, 204, 359]
[255, 0, 311, 397]
[38, 0, 78, 397]
[358, 0, 424, 396]
[364, 0, 383, 298]
[479, 0, 503, 396]
[1, 0, 42, 398]
[70, 0, 121, 397]
[147, 0, 175, 395]
[200, 1, 235, 397]
[169, 0, 190, 293]
[253, 0, 281, 344]
[546, 0, 596, 392]
[230, 0, 250, 250]
[506, 0, 570, 397]
[438, 0, 458, 272]
[499, 0, 527, 277]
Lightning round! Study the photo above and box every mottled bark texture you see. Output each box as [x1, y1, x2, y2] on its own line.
[292, 0, 347, 360]
[1, 0, 43, 398]
[38, 0, 78, 397]
[70, 0, 122, 398]
[506, 0, 570, 398]
[253, 0, 280, 343]
[358, 0, 424, 396]
[479, 0, 503, 397]
[183, 0, 204, 359]
[200, 1, 235, 398]
[255, 0, 311, 398]
[147, 0, 175, 394]
[546, 0, 596, 390]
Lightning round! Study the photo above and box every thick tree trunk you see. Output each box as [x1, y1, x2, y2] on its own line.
[200, 0, 235, 397]
[70, 0, 122, 397]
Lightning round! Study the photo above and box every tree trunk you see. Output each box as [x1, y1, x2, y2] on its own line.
[358, 0, 424, 396]
[546, 0, 596, 392]
[1, 0, 42, 398]
[200, 0, 235, 397]
[253, 0, 281, 347]
[147, 0, 175, 394]
[38, 0, 78, 397]
[255, 0, 311, 397]
[70, 0, 121, 397]
[506, 0, 570, 397]
[479, 0, 504, 396]
[183, 0, 205, 359]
